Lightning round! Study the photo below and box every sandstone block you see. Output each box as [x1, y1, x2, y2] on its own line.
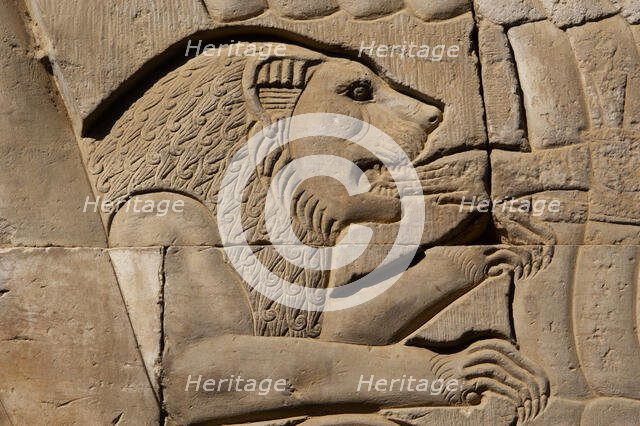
[0, 248, 158, 425]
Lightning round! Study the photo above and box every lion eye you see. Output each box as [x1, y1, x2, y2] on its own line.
[346, 82, 373, 102]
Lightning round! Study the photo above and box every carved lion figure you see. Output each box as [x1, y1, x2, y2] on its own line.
[82, 42, 550, 425]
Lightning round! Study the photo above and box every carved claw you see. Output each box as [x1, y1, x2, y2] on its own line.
[483, 245, 554, 281]
[434, 339, 550, 424]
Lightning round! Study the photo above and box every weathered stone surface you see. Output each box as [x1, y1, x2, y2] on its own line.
[508, 21, 589, 149]
[583, 130, 640, 244]
[0, 248, 158, 425]
[538, 0, 618, 28]
[613, 0, 640, 23]
[581, 398, 640, 425]
[108, 192, 220, 247]
[585, 221, 640, 244]
[381, 396, 518, 425]
[204, 0, 266, 21]
[109, 248, 163, 396]
[405, 266, 514, 346]
[405, 0, 471, 21]
[269, 0, 340, 19]
[477, 0, 635, 27]
[204, 0, 475, 22]
[491, 147, 590, 200]
[337, 0, 403, 19]
[568, 15, 640, 129]
[26, 0, 212, 133]
[163, 247, 254, 352]
[474, 0, 545, 26]
[478, 20, 527, 150]
[511, 245, 591, 398]
[633, 24, 640, 48]
[530, 190, 588, 244]
[491, 147, 590, 245]
[418, 150, 489, 245]
[574, 246, 640, 398]
[5, 0, 640, 424]
[0, 0, 106, 247]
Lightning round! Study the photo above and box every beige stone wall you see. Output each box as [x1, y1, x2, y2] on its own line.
[1, 0, 640, 424]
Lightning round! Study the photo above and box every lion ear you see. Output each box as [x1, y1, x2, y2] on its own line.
[243, 56, 322, 126]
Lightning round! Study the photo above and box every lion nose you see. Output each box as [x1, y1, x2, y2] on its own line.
[389, 90, 443, 133]
[415, 103, 442, 132]
[378, 87, 443, 133]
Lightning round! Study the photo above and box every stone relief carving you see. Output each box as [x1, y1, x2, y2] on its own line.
[77, 41, 552, 425]
[1, 0, 640, 425]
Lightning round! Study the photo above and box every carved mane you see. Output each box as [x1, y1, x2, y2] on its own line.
[83, 44, 326, 338]
[86, 52, 250, 214]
